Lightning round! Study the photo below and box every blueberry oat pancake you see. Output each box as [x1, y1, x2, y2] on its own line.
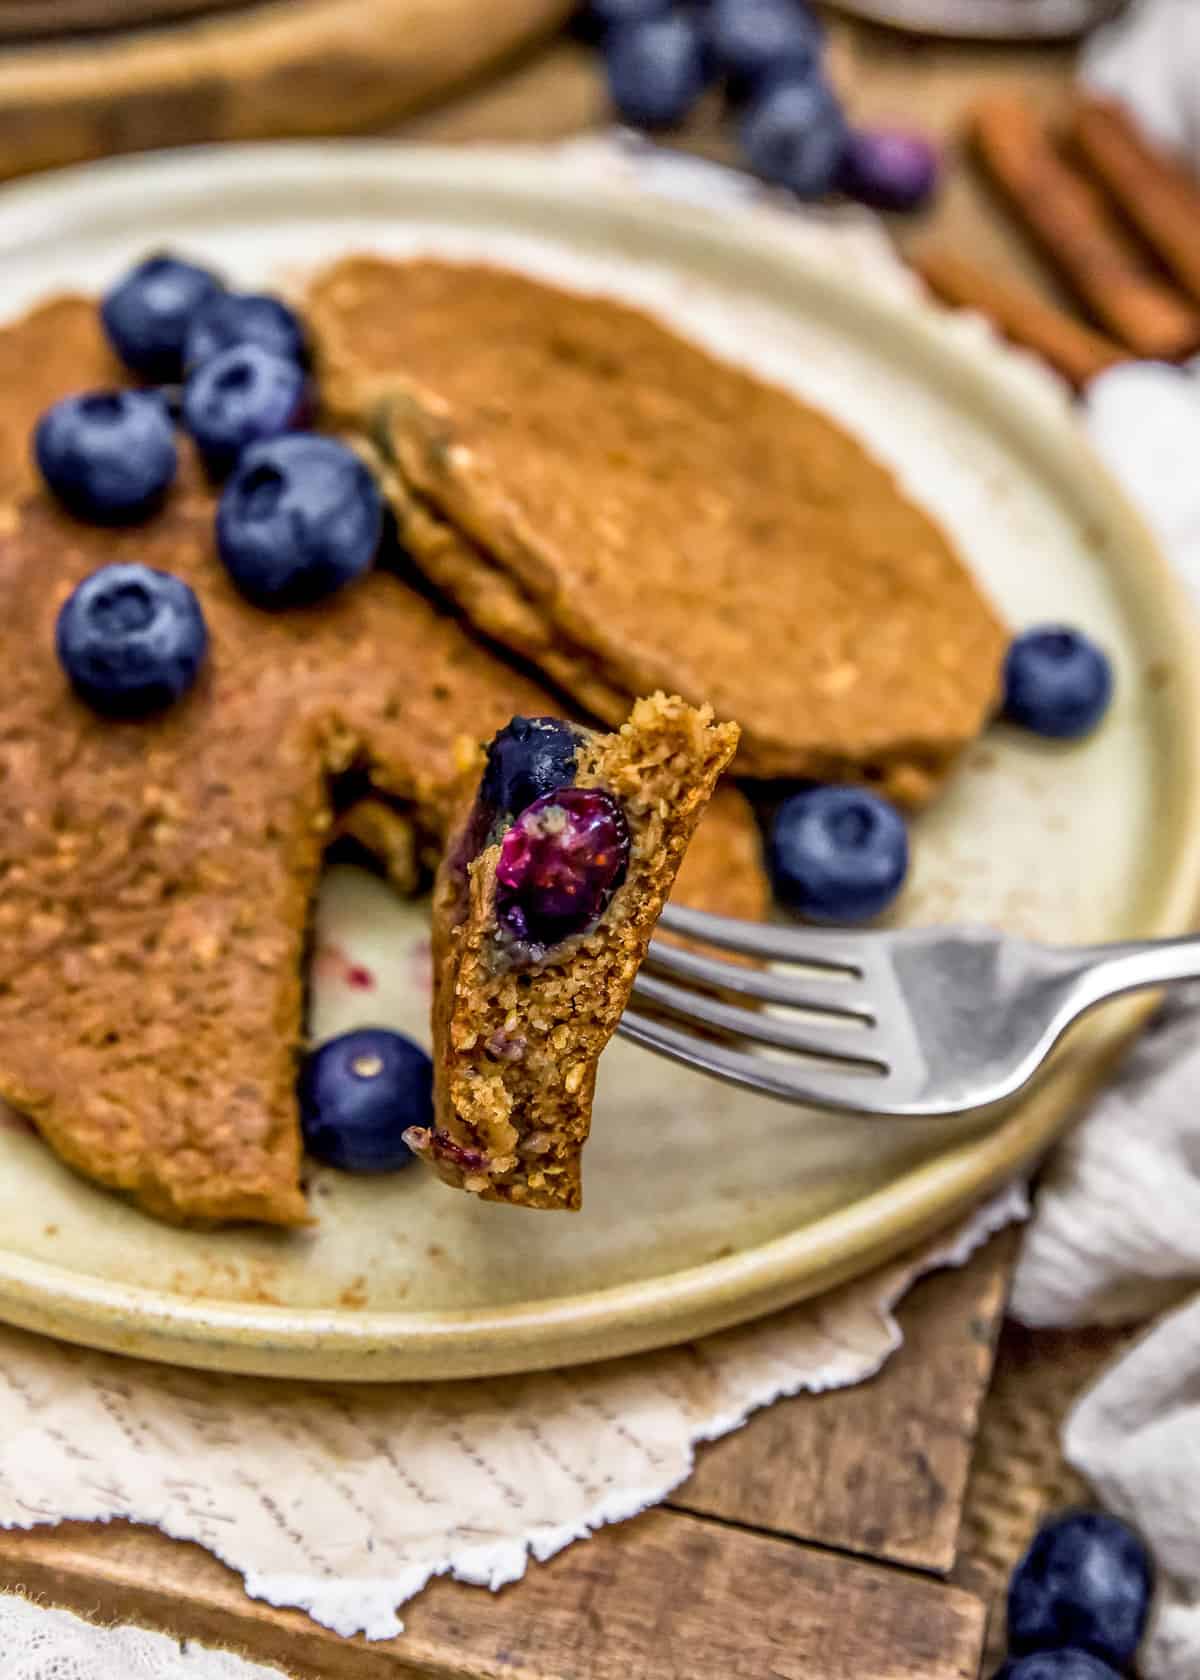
[308, 255, 1008, 802]
[409, 696, 739, 1209]
[0, 282, 768, 1225]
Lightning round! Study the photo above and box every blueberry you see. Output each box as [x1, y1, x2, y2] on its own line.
[840, 126, 941, 212]
[707, 0, 822, 99]
[740, 74, 849, 198]
[482, 716, 580, 820]
[184, 291, 307, 373]
[993, 1655, 1123, 1680]
[1008, 1511, 1154, 1669]
[768, 786, 909, 923]
[495, 787, 630, 949]
[605, 14, 708, 131]
[35, 390, 177, 525]
[1003, 626, 1114, 740]
[299, 1029, 432, 1172]
[216, 435, 383, 608]
[182, 343, 311, 478]
[100, 253, 223, 382]
[55, 562, 208, 717]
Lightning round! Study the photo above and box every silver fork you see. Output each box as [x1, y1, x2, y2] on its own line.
[618, 905, 1200, 1118]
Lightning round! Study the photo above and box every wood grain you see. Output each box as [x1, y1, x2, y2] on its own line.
[674, 1230, 1017, 1575]
[0, 0, 255, 44]
[0, 0, 572, 183]
[0, 1507, 987, 1680]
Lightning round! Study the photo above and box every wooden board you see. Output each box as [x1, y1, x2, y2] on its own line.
[675, 1230, 1019, 1574]
[0, 0, 256, 43]
[0, 0, 572, 183]
[0, 1507, 989, 1680]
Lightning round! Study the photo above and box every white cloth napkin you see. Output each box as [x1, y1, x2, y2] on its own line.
[1001, 9, 1200, 1680]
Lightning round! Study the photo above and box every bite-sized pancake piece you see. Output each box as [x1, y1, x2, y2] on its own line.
[414, 696, 739, 1209]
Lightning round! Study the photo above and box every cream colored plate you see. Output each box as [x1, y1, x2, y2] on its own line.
[0, 144, 1196, 1382]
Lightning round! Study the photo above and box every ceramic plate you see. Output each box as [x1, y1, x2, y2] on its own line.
[0, 145, 1196, 1381]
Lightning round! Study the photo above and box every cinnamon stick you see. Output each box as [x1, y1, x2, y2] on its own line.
[969, 93, 1200, 360]
[913, 248, 1129, 391]
[1070, 95, 1200, 308]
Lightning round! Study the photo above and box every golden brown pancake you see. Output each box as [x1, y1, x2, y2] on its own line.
[309, 255, 1008, 804]
[0, 294, 769, 1224]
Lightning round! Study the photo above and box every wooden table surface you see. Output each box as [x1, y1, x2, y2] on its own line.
[0, 14, 1082, 1679]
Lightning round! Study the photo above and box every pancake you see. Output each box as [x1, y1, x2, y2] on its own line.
[0, 293, 769, 1224]
[310, 255, 1008, 803]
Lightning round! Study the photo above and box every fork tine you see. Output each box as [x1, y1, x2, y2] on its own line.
[643, 939, 875, 1020]
[657, 903, 869, 969]
[631, 973, 884, 1066]
[618, 1008, 887, 1112]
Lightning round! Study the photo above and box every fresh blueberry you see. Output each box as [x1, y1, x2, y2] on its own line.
[482, 717, 580, 820]
[1008, 1511, 1154, 1669]
[495, 787, 630, 949]
[769, 786, 909, 922]
[100, 253, 223, 382]
[216, 435, 383, 608]
[740, 74, 849, 198]
[992, 1655, 1123, 1680]
[605, 14, 708, 130]
[55, 562, 208, 717]
[182, 343, 311, 478]
[299, 1029, 432, 1172]
[707, 0, 822, 100]
[184, 291, 308, 373]
[35, 390, 177, 525]
[840, 126, 941, 211]
[1003, 626, 1114, 740]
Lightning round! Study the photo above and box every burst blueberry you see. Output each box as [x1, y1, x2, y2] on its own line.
[840, 126, 940, 212]
[216, 434, 383, 608]
[1003, 626, 1114, 740]
[35, 389, 177, 524]
[993, 1654, 1124, 1680]
[741, 74, 848, 198]
[299, 1029, 432, 1172]
[605, 14, 708, 130]
[482, 716, 580, 820]
[184, 290, 307, 373]
[707, 0, 822, 99]
[182, 343, 311, 477]
[769, 786, 909, 923]
[55, 562, 208, 717]
[100, 252, 223, 382]
[495, 787, 630, 949]
[1008, 1511, 1153, 1669]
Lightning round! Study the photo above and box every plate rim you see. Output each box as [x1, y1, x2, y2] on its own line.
[0, 141, 1198, 1381]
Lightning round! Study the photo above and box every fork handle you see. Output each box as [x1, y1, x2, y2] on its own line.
[1071, 934, 1200, 1007]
